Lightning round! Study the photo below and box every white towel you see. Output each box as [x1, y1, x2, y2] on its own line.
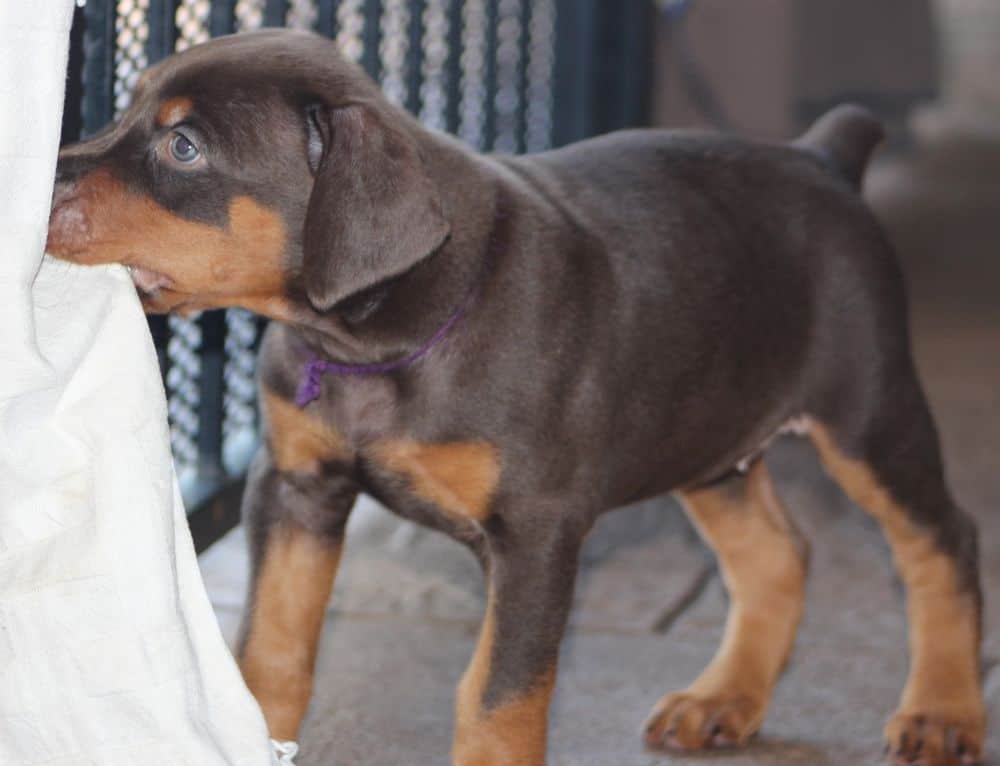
[0, 4, 281, 764]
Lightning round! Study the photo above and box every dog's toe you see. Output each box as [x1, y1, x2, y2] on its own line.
[884, 712, 983, 766]
[642, 691, 763, 752]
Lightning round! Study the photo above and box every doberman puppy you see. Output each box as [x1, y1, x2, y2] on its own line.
[47, 29, 984, 766]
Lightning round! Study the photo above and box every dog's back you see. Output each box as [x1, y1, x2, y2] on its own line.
[487, 109, 887, 496]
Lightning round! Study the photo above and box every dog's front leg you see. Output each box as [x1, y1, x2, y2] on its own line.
[452, 511, 587, 766]
[236, 448, 358, 742]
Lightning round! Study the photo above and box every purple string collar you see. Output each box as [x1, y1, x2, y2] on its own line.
[295, 297, 473, 407]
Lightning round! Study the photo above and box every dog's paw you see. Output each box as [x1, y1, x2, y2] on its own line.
[883, 711, 984, 766]
[642, 691, 764, 752]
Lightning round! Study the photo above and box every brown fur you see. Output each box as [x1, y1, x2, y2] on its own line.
[454, 591, 555, 766]
[373, 439, 501, 522]
[263, 391, 350, 474]
[156, 96, 194, 126]
[239, 523, 344, 741]
[47, 169, 289, 316]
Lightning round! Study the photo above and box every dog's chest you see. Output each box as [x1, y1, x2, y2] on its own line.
[271, 378, 502, 526]
[361, 438, 501, 525]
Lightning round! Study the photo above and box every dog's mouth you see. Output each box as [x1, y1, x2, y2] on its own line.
[126, 266, 204, 316]
[126, 264, 173, 295]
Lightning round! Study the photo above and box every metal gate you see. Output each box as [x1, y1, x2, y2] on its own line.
[61, 0, 653, 549]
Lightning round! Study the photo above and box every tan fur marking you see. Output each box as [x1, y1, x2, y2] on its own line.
[263, 392, 349, 474]
[646, 460, 807, 750]
[239, 525, 342, 740]
[373, 439, 500, 521]
[809, 424, 984, 738]
[156, 96, 194, 126]
[47, 169, 290, 316]
[453, 591, 554, 766]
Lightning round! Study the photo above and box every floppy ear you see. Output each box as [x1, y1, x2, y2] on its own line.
[301, 101, 450, 312]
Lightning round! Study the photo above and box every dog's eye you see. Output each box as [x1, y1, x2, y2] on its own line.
[169, 132, 200, 163]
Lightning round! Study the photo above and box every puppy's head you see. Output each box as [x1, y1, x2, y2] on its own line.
[48, 29, 449, 318]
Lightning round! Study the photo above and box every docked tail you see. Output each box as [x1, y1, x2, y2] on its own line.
[793, 104, 885, 190]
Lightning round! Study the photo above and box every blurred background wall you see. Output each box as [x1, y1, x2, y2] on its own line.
[925, 0, 1000, 135]
[650, 0, 1000, 142]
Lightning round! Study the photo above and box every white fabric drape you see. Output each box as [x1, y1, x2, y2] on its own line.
[0, 4, 277, 763]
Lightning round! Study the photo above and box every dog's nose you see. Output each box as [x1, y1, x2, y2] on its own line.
[47, 135, 116, 256]
[47, 173, 88, 256]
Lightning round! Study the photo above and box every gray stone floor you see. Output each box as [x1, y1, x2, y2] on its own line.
[200, 124, 1000, 765]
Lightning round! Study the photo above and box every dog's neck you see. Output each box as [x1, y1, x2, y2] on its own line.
[285, 122, 499, 368]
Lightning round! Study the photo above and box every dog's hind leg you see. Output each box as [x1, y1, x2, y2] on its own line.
[807, 370, 984, 765]
[644, 459, 808, 751]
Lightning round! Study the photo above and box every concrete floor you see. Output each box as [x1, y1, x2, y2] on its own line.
[200, 122, 1000, 765]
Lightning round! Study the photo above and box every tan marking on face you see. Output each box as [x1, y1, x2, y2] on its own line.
[453, 590, 555, 766]
[809, 423, 984, 739]
[239, 524, 342, 741]
[645, 461, 807, 750]
[47, 169, 289, 315]
[263, 391, 350, 474]
[372, 439, 501, 521]
[156, 96, 193, 126]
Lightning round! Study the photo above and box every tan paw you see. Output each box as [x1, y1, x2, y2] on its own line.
[642, 691, 764, 752]
[883, 711, 984, 766]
